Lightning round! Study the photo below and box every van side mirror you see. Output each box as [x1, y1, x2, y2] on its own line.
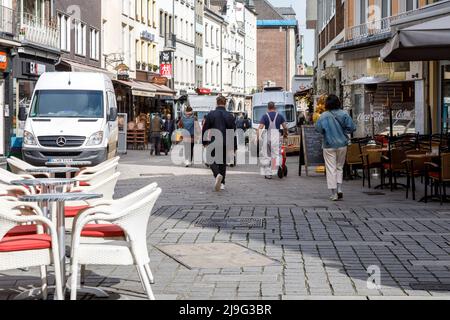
[108, 108, 118, 122]
[18, 106, 27, 121]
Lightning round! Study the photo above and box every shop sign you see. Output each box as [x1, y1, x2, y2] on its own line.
[151, 76, 168, 86]
[160, 64, 173, 79]
[196, 88, 211, 95]
[132, 90, 156, 97]
[0, 52, 8, 70]
[160, 51, 173, 64]
[23, 62, 46, 76]
[140, 30, 155, 42]
[116, 63, 130, 81]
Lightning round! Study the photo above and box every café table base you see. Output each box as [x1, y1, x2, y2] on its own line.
[13, 285, 110, 300]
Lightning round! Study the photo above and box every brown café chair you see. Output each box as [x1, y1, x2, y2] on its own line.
[425, 153, 450, 205]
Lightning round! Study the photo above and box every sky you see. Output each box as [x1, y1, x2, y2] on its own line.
[270, 0, 315, 66]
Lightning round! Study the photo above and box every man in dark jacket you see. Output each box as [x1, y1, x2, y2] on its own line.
[202, 96, 236, 192]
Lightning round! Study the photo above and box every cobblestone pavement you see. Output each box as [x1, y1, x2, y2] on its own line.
[1, 150, 450, 300]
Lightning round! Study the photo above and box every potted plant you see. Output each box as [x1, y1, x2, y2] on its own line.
[141, 62, 147, 70]
[152, 64, 159, 72]
[136, 61, 141, 69]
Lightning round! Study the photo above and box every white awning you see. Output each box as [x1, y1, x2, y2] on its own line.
[60, 59, 115, 78]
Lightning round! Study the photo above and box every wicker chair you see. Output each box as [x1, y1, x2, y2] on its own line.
[345, 143, 363, 179]
[425, 153, 450, 205]
[360, 145, 383, 189]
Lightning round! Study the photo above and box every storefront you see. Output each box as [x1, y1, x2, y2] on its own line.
[10, 49, 59, 145]
[113, 74, 175, 125]
[0, 48, 13, 156]
[341, 58, 424, 138]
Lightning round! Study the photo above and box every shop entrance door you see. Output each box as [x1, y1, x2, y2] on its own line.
[0, 79, 5, 155]
[442, 64, 450, 133]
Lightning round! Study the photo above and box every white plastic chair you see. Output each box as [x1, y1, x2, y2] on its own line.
[75, 162, 119, 187]
[0, 168, 35, 184]
[0, 182, 31, 197]
[7, 157, 50, 178]
[64, 172, 121, 228]
[0, 201, 63, 300]
[70, 184, 161, 300]
[76, 157, 120, 176]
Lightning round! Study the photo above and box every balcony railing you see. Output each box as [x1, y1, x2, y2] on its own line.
[0, 4, 15, 35]
[345, 11, 415, 42]
[19, 12, 59, 49]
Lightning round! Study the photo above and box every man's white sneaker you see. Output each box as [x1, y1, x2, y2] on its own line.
[185, 160, 190, 167]
[215, 174, 223, 192]
[330, 194, 339, 201]
[220, 184, 225, 191]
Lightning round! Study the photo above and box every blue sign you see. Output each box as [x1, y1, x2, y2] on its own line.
[141, 31, 155, 42]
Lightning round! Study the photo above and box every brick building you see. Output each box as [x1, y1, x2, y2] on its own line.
[254, 0, 299, 91]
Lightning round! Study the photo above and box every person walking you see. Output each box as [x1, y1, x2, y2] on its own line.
[178, 106, 197, 167]
[315, 94, 356, 201]
[202, 96, 236, 192]
[257, 102, 288, 179]
[163, 113, 175, 154]
[150, 113, 163, 156]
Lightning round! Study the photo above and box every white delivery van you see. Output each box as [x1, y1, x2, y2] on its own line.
[251, 87, 297, 133]
[20, 72, 118, 166]
[185, 95, 218, 128]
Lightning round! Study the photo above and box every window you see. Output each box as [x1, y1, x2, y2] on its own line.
[90, 28, 100, 60]
[382, 0, 391, 18]
[159, 10, 164, 36]
[30, 90, 104, 118]
[75, 20, 86, 56]
[58, 13, 71, 52]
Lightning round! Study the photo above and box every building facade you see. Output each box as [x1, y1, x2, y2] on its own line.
[254, 0, 300, 92]
[0, 0, 60, 156]
[309, 0, 449, 138]
[54, 0, 104, 72]
[334, 0, 445, 137]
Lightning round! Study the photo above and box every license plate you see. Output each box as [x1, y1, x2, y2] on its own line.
[48, 158, 74, 163]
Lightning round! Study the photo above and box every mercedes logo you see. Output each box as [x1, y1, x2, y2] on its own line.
[56, 137, 66, 147]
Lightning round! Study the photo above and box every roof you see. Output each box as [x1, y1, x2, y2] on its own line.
[35, 72, 112, 91]
[257, 19, 298, 27]
[253, 0, 285, 20]
[276, 7, 296, 17]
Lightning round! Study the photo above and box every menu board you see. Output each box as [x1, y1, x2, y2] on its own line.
[299, 125, 325, 176]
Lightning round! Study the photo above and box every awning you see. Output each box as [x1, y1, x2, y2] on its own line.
[59, 59, 115, 78]
[114, 79, 175, 97]
[381, 15, 450, 62]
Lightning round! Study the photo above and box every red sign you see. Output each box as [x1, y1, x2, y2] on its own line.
[0, 52, 7, 70]
[196, 88, 211, 95]
[160, 64, 172, 79]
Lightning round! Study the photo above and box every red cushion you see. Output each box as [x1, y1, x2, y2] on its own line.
[78, 181, 90, 187]
[0, 234, 51, 252]
[4, 225, 37, 238]
[65, 205, 91, 218]
[429, 172, 440, 179]
[80, 224, 125, 238]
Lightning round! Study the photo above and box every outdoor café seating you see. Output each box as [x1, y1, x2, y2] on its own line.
[0, 155, 163, 300]
[7, 157, 51, 178]
[425, 152, 450, 205]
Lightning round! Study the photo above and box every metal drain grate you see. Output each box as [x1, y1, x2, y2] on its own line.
[195, 218, 265, 229]
[363, 192, 386, 196]
[409, 283, 450, 291]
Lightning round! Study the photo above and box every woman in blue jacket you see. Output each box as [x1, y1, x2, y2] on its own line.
[315, 95, 356, 201]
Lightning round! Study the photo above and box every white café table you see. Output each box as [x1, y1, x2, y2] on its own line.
[10, 179, 104, 299]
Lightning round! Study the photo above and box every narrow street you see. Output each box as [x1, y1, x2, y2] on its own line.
[2, 151, 449, 300]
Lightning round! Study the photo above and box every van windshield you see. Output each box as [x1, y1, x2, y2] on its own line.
[30, 90, 104, 118]
[253, 104, 296, 124]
